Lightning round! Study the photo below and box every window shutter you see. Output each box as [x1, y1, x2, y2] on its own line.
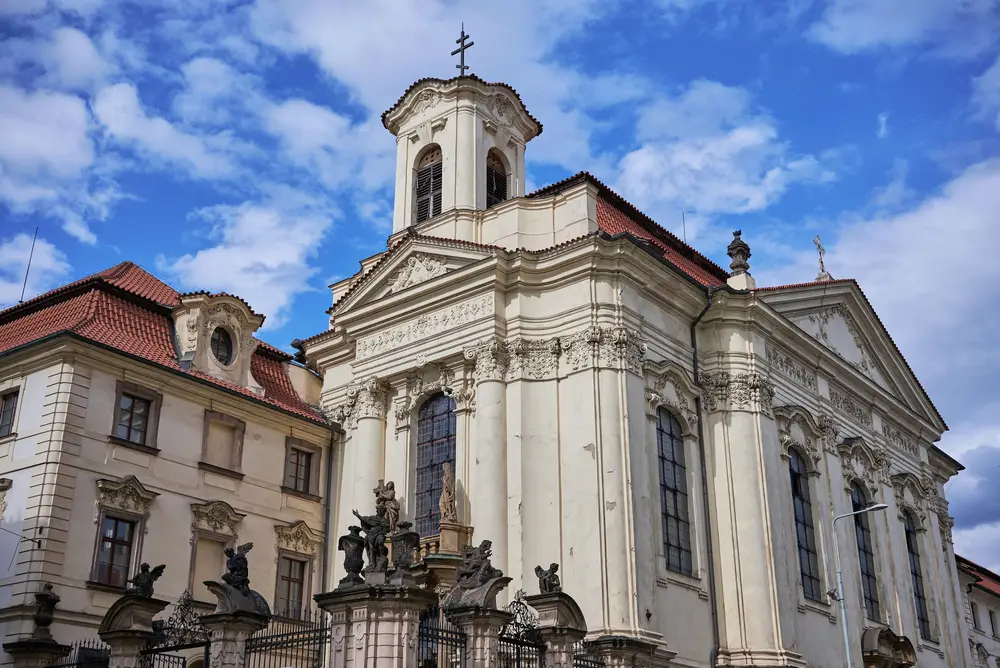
[414, 162, 443, 223]
[486, 166, 507, 208]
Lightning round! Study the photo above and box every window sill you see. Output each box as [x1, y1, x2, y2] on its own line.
[198, 462, 245, 481]
[281, 486, 322, 503]
[0, 432, 17, 446]
[85, 580, 127, 595]
[656, 570, 708, 600]
[109, 436, 160, 456]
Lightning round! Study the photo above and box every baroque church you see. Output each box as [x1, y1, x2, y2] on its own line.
[298, 72, 972, 668]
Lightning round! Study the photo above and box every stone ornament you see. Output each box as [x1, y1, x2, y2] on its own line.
[275, 520, 322, 557]
[727, 230, 751, 275]
[465, 338, 511, 383]
[837, 437, 890, 496]
[337, 526, 365, 588]
[387, 254, 447, 294]
[507, 337, 561, 380]
[395, 365, 456, 438]
[881, 418, 919, 457]
[443, 539, 511, 610]
[560, 326, 646, 375]
[765, 344, 818, 393]
[204, 542, 271, 618]
[535, 563, 561, 593]
[352, 506, 390, 574]
[773, 406, 826, 472]
[191, 500, 244, 537]
[374, 479, 401, 535]
[0, 478, 11, 524]
[411, 89, 442, 115]
[127, 563, 165, 598]
[701, 371, 775, 416]
[223, 543, 254, 592]
[32, 583, 60, 640]
[805, 303, 882, 383]
[890, 472, 933, 529]
[817, 414, 840, 454]
[439, 462, 458, 524]
[645, 364, 698, 429]
[388, 522, 421, 586]
[96, 474, 159, 519]
[334, 376, 390, 428]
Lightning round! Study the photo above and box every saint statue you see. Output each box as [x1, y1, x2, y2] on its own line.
[439, 462, 457, 524]
[353, 508, 390, 572]
[374, 479, 401, 535]
[222, 543, 254, 593]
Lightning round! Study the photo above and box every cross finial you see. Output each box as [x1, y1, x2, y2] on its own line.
[813, 234, 832, 282]
[452, 23, 474, 75]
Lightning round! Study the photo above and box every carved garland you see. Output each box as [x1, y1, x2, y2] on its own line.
[96, 475, 159, 519]
[700, 372, 775, 416]
[191, 500, 245, 537]
[766, 344, 818, 393]
[828, 384, 872, 428]
[275, 520, 322, 557]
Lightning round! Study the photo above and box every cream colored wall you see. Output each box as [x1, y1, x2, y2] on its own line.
[0, 343, 331, 651]
[960, 572, 1000, 667]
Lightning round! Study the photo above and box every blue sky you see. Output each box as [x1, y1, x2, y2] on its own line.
[1, 0, 999, 569]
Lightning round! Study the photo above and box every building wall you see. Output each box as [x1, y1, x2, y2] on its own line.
[0, 341, 331, 651]
[959, 569, 1000, 667]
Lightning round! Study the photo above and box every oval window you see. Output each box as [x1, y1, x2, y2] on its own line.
[210, 327, 234, 365]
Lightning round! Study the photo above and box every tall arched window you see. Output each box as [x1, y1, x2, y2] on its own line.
[851, 482, 881, 621]
[904, 511, 931, 639]
[415, 147, 443, 223]
[789, 449, 822, 601]
[485, 150, 508, 208]
[415, 393, 457, 537]
[657, 408, 692, 575]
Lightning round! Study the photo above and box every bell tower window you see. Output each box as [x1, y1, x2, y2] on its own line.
[414, 147, 442, 223]
[486, 150, 508, 208]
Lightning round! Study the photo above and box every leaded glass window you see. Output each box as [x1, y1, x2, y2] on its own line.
[789, 449, 822, 601]
[415, 394, 457, 537]
[904, 511, 931, 639]
[851, 482, 881, 621]
[657, 409, 692, 575]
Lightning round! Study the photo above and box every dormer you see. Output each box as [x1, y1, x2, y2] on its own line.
[382, 75, 543, 234]
[173, 293, 265, 394]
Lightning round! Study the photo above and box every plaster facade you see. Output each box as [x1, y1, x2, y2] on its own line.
[957, 556, 1000, 668]
[304, 75, 972, 667]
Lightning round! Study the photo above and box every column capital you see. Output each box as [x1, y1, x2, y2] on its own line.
[700, 370, 775, 416]
[465, 338, 510, 383]
[335, 376, 390, 427]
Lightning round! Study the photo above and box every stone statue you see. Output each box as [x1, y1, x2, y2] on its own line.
[439, 462, 457, 524]
[443, 539, 510, 610]
[353, 508, 390, 573]
[127, 563, 166, 598]
[534, 563, 561, 593]
[222, 542, 254, 593]
[32, 582, 60, 640]
[374, 479, 401, 535]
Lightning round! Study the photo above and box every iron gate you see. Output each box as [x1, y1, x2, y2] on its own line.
[138, 590, 210, 668]
[498, 591, 545, 668]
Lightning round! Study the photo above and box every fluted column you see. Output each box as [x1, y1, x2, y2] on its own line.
[465, 339, 510, 575]
[347, 377, 390, 517]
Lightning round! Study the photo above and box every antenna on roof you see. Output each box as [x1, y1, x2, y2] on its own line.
[18, 226, 38, 304]
[682, 212, 687, 244]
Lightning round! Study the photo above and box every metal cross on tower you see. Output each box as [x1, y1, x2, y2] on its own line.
[452, 24, 474, 74]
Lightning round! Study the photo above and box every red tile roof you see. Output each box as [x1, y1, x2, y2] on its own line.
[0, 262, 324, 424]
[958, 555, 1000, 600]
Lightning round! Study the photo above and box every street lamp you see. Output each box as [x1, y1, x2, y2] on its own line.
[832, 502, 889, 668]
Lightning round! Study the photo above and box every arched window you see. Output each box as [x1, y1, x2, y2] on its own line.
[789, 449, 822, 601]
[415, 393, 457, 537]
[904, 511, 931, 639]
[657, 408, 691, 575]
[851, 482, 881, 621]
[485, 150, 508, 208]
[415, 147, 442, 223]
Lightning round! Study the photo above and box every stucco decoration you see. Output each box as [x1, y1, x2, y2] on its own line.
[411, 89, 441, 115]
[701, 371, 775, 416]
[275, 520, 322, 557]
[96, 475, 159, 519]
[860, 627, 916, 668]
[192, 500, 245, 538]
[817, 414, 840, 454]
[491, 93, 516, 127]
[890, 472, 932, 529]
[465, 338, 511, 383]
[394, 364, 455, 438]
[828, 383, 872, 428]
[643, 362, 698, 431]
[333, 376, 389, 429]
[560, 326, 646, 374]
[386, 254, 447, 294]
[881, 417, 919, 457]
[765, 344, 818, 393]
[0, 478, 11, 523]
[837, 437, 890, 496]
[173, 294, 265, 394]
[773, 406, 825, 472]
[804, 304, 887, 387]
[355, 294, 495, 360]
[507, 337, 561, 381]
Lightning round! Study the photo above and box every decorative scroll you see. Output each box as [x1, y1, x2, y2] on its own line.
[837, 437, 889, 496]
[96, 475, 159, 518]
[276, 520, 322, 557]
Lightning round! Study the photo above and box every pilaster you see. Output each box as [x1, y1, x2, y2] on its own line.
[200, 613, 270, 668]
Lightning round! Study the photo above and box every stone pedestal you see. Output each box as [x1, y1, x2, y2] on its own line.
[525, 591, 588, 668]
[413, 522, 474, 591]
[588, 635, 674, 668]
[201, 612, 270, 668]
[97, 594, 171, 668]
[448, 607, 513, 668]
[2, 639, 71, 668]
[438, 522, 473, 556]
[315, 584, 438, 668]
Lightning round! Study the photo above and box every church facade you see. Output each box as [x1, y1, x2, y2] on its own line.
[301, 74, 972, 667]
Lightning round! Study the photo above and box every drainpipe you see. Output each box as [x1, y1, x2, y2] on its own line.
[691, 285, 721, 667]
[320, 427, 342, 595]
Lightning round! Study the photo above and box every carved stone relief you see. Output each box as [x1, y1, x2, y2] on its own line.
[465, 338, 511, 383]
[828, 384, 872, 428]
[394, 365, 457, 438]
[506, 337, 560, 381]
[890, 472, 932, 529]
[701, 372, 775, 416]
[773, 406, 824, 471]
[837, 437, 889, 496]
[0, 478, 11, 523]
[817, 414, 840, 454]
[191, 500, 245, 537]
[766, 344, 818, 393]
[881, 418, 919, 457]
[559, 326, 646, 375]
[645, 366, 698, 429]
[806, 304, 882, 382]
[386, 255, 447, 294]
[491, 94, 516, 127]
[96, 475, 159, 519]
[411, 90, 441, 115]
[275, 521, 322, 557]
[333, 376, 390, 429]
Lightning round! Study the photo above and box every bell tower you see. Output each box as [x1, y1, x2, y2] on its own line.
[381, 66, 542, 234]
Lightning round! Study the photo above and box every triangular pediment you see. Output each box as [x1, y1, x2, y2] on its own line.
[333, 236, 496, 315]
[759, 281, 945, 432]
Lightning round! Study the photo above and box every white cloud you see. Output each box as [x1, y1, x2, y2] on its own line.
[158, 185, 338, 328]
[954, 522, 1000, 574]
[972, 52, 1000, 133]
[0, 232, 72, 307]
[93, 82, 235, 180]
[876, 112, 889, 139]
[808, 0, 999, 59]
[40, 27, 108, 91]
[869, 159, 913, 210]
[614, 80, 835, 226]
[173, 57, 260, 126]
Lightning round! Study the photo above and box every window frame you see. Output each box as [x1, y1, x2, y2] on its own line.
[0, 387, 20, 439]
[902, 510, 932, 640]
[972, 601, 982, 631]
[188, 529, 232, 605]
[989, 609, 997, 637]
[198, 410, 246, 479]
[282, 437, 322, 500]
[110, 381, 162, 454]
[485, 150, 509, 208]
[788, 448, 823, 602]
[88, 507, 145, 591]
[414, 148, 443, 224]
[656, 407, 693, 576]
[210, 327, 235, 366]
[414, 393, 457, 538]
[850, 482, 882, 622]
[273, 550, 313, 620]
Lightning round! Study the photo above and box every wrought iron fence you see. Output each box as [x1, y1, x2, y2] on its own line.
[138, 590, 211, 668]
[498, 591, 545, 668]
[46, 638, 110, 668]
[245, 609, 330, 668]
[572, 641, 604, 668]
[418, 602, 466, 668]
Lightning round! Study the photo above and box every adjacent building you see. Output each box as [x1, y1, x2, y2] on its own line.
[958, 555, 1000, 667]
[0, 262, 335, 650]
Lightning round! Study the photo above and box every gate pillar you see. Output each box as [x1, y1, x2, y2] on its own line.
[97, 594, 171, 668]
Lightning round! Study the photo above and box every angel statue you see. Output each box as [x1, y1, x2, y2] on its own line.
[223, 542, 254, 593]
[127, 563, 166, 598]
[353, 508, 390, 573]
[374, 479, 401, 535]
[534, 563, 561, 593]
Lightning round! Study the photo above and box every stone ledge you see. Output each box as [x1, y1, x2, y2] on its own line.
[198, 461, 245, 481]
[109, 435, 160, 456]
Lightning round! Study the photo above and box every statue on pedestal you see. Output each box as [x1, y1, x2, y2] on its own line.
[127, 563, 166, 598]
[534, 563, 561, 593]
[353, 508, 390, 573]
[222, 543, 254, 593]
[374, 479, 401, 535]
[439, 462, 457, 524]
[443, 539, 511, 610]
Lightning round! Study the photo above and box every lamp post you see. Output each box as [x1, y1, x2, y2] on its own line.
[832, 502, 889, 668]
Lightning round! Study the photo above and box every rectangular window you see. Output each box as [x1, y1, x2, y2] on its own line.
[657, 409, 692, 576]
[284, 447, 314, 494]
[115, 393, 151, 445]
[200, 411, 244, 474]
[972, 601, 981, 630]
[192, 536, 226, 602]
[0, 390, 18, 437]
[276, 556, 307, 618]
[94, 516, 136, 588]
[990, 609, 997, 636]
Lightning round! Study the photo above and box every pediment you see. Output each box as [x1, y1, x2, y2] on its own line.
[759, 281, 944, 433]
[333, 237, 495, 315]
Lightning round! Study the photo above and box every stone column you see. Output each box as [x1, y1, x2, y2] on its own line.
[349, 377, 389, 525]
[97, 595, 170, 668]
[316, 584, 437, 668]
[449, 607, 513, 668]
[201, 612, 270, 668]
[464, 339, 509, 575]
